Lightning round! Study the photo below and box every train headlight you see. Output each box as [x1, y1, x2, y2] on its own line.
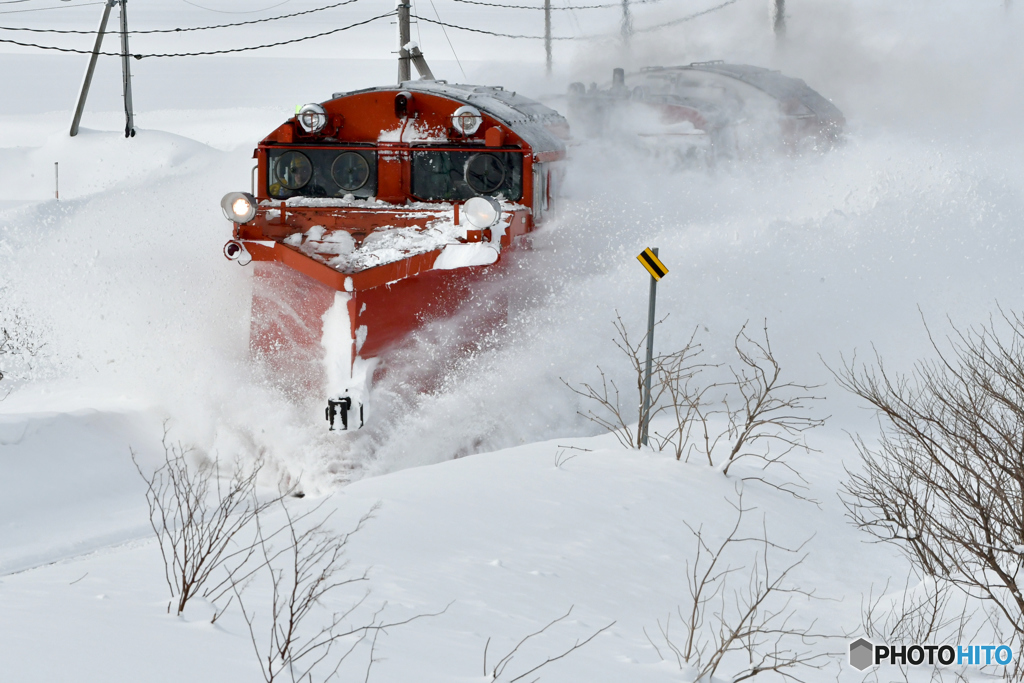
[221, 191, 257, 223]
[464, 196, 502, 229]
[297, 103, 327, 133]
[451, 105, 483, 136]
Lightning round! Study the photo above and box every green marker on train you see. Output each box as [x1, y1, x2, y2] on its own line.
[637, 247, 668, 446]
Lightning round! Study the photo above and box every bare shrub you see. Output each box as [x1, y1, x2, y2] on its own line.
[236, 501, 449, 683]
[0, 308, 46, 389]
[482, 606, 615, 682]
[132, 430, 286, 618]
[836, 310, 1024, 662]
[645, 491, 830, 682]
[565, 318, 825, 498]
[554, 445, 590, 469]
[563, 314, 705, 451]
[861, 573, 974, 646]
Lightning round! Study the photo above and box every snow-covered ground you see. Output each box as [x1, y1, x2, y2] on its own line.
[2, 0, 1024, 681]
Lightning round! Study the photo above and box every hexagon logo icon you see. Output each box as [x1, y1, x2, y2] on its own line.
[849, 638, 874, 671]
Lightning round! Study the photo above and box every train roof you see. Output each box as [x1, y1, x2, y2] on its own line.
[330, 80, 568, 155]
[642, 62, 845, 124]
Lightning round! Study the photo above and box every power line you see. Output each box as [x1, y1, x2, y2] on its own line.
[412, 0, 736, 40]
[451, 0, 618, 9]
[180, 0, 293, 13]
[0, 10, 395, 56]
[426, 0, 466, 79]
[412, 13, 576, 39]
[634, 0, 741, 32]
[450, 0, 662, 9]
[0, 1, 104, 14]
[0, 0, 367, 34]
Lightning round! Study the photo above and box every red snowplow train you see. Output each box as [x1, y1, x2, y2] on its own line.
[221, 82, 568, 430]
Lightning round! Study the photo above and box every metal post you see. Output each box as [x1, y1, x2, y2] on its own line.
[70, 0, 115, 137]
[54, 162, 59, 200]
[544, 0, 552, 76]
[621, 0, 632, 48]
[640, 247, 658, 446]
[119, 0, 135, 137]
[397, 1, 411, 83]
[772, 0, 785, 39]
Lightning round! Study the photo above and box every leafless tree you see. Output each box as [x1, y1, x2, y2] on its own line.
[482, 606, 615, 682]
[565, 318, 825, 499]
[0, 308, 46, 389]
[718, 323, 826, 477]
[860, 573, 975, 647]
[561, 313, 707, 451]
[835, 309, 1024, 668]
[132, 429, 287, 618]
[236, 500, 449, 683]
[645, 491, 831, 682]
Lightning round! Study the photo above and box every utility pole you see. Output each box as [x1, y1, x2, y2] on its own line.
[119, 0, 136, 137]
[772, 0, 785, 40]
[621, 0, 633, 48]
[544, 0, 552, 76]
[397, 0, 411, 83]
[69, 0, 115, 137]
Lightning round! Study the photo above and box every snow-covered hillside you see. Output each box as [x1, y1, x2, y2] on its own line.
[2, 0, 1023, 681]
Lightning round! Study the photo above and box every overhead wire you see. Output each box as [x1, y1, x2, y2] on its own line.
[0, 0, 367, 33]
[411, 13, 574, 39]
[451, 0, 618, 8]
[0, 0, 743, 57]
[0, 9, 395, 56]
[179, 0, 294, 13]
[634, 0, 741, 31]
[413, 0, 743, 40]
[562, 0, 586, 35]
[426, 0, 466, 78]
[450, 0, 662, 8]
[0, 1, 103, 14]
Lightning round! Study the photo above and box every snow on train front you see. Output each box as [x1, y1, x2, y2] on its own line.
[220, 82, 569, 431]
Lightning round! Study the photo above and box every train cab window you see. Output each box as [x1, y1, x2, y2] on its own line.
[268, 148, 377, 200]
[410, 150, 522, 202]
[275, 151, 312, 190]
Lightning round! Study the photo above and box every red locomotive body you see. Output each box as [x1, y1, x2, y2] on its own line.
[221, 82, 569, 429]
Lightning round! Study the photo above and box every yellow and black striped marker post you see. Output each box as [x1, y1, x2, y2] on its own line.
[637, 247, 668, 280]
[637, 247, 668, 446]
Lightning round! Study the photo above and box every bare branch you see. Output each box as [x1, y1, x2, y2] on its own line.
[835, 309, 1024, 645]
[652, 489, 829, 682]
[486, 607, 615, 682]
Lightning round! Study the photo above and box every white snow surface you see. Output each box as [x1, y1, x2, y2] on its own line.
[3, 1, 1024, 681]
[282, 201, 517, 273]
[433, 242, 500, 269]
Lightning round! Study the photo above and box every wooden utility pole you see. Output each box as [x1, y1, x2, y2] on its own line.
[773, 0, 785, 39]
[544, 0, 552, 75]
[70, 0, 115, 137]
[397, 1, 411, 83]
[621, 0, 632, 48]
[119, 0, 135, 137]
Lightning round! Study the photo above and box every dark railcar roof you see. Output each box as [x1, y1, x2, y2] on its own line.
[644, 62, 845, 125]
